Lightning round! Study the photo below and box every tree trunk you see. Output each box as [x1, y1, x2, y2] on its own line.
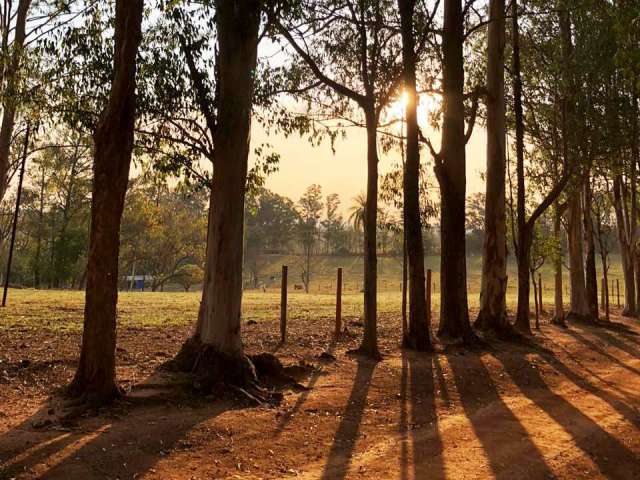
[512, 0, 532, 335]
[476, 0, 509, 334]
[515, 227, 533, 334]
[68, 0, 143, 402]
[357, 108, 381, 358]
[398, 0, 430, 351]
[175, 0, 262, 386]
[0, 0, 30, 205]
[436, 0, 474, 343]
[552, 204, 566, 325]
[601, 253, 610, 321]
[612, 174, 636, 316]
[583, 181, 598, 319]
[631, 91, 639, 315]
[34, 163, 46, 288]
[531, 270, 539, 329]
[401, 234, 407, 339]
[566, 190, 591, 320]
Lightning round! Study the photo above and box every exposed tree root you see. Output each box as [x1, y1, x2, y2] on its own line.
[64, 375, 122, 410]
[566, 312, 599, 326]
[347, 346, 383, 361]
[166, 337, 308, 406]
[402, 334, 434, 352]
[551, 315, 568, 328]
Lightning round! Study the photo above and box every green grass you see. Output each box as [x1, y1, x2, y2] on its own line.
[2, 254, 626, 332]
[0, 256, 623, 331]
[252, 253, 626, 298]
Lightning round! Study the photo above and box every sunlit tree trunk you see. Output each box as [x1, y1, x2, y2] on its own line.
[0, 0, 30, 205]
[398, 0, 430, 351]
[69, 0, 143, 402]
[192, 0, 260, 362]
[436, 0, 474, 342]
[476, 0, 508, 334]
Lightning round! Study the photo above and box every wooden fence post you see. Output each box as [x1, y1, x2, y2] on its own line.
[335, 267, 343, 337]
[426, 269, 432, 327]
[617, 279, 620, 308]
[280, 265, 288, 343]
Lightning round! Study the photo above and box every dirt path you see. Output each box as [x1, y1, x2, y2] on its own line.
[1, 311, 639, 479]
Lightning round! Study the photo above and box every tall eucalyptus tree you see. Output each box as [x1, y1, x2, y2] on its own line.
[69, 0, 144, 402]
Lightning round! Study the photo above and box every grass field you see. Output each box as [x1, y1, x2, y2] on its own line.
[2, 253, 627, 334]
[252, 254, 626, 295]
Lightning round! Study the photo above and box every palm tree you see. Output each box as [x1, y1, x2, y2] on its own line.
[348, 192, 367, 231]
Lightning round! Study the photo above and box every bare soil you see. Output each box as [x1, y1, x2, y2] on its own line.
[1, 307, 639, 479]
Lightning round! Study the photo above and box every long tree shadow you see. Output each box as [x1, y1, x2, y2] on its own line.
[320, 357, 376, 480]
[399, 353, 409, 480]
[493, 351, 640, 478]
[562, 327, 640, 376]
[541, 334, 640, 406]
[273, 339, 337, 435]
[448, 350, 555, 479]
[408, 352, 445, 480]
[0, 375, 233, 479]
[578, 324, 640, 361]
[534, 345, 640, 429]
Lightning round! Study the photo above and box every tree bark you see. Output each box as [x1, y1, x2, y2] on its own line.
[34, 162, 46, 288]
[191, 0, 261, 366]
[514, 227, 533, 334]
[583, 180, 598, 319]
[612, 174, 636, 316]
[631, 91, 640, 314]
[512, 0, 532, 335]
[552, 204, 566, 325]
[69, 0, 143, 402]
[566, 189, 591, 320]
[0, 0, 30, 205]
[357, 107, 381, 358]
[436, 0, 474, 342]
[476, 0, 509, 334]
[398, 0, 430, 351]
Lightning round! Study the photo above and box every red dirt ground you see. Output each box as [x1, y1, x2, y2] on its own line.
[1, 308, 639, 479]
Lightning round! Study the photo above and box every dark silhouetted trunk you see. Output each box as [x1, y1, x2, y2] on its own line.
[613, 174, 636, 316]
[631, 91, 639, 314]
[476, 0, 508, 333]
[512, 0, 532, 335]
[69, 0, 143, 402]
[567, 190, 591, 320]
[436, 0, 474, 342]
[357, 107, 381, 358]
[552, 205, 566, 325]
[0, 0, 30, 204]
[398, 0, 430, 350]
[583, 181, 598, 318]
[34, 162, 46, 288]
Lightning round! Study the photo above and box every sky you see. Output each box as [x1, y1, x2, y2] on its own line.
[248, 28, 489, 215]
[253, 115, 488, 214]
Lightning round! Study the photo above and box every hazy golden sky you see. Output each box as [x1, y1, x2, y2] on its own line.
[254, 121, 488, 213]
